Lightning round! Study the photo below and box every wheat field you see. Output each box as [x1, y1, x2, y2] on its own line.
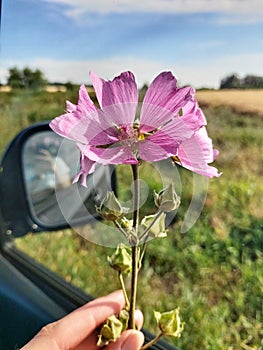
[196, 89, 263, 116]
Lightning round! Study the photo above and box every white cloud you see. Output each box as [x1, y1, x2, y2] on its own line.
[178, 52, 263, 87]
[1, 53, 263, 89]
[215, 13, 263, 25]
[44, 0, 263, 18]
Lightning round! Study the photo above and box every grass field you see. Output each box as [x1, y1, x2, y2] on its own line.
[1, 88, 263, 350]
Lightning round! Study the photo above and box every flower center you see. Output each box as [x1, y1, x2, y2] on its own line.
[118, 125, 139, 149]
[96, 122, 151, 152]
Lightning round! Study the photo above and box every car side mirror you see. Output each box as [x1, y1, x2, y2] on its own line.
[0, 122, 116, 237]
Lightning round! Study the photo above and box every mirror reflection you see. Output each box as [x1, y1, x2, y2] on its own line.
[22, 131, 114, 228]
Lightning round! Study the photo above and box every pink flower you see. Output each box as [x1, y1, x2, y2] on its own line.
[50, 71, 221, 186]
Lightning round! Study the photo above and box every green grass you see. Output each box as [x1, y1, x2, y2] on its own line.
[1, 90, 263, 349]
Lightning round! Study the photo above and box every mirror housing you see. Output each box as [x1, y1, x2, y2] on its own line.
[0, 122, 116, 237]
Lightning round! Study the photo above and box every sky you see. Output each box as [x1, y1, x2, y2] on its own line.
[1, 0, 263, 88]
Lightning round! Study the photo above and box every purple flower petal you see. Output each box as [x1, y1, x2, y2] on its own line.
[66, 100, 76, 112]
[81, 144, 139, 165]
[90, 71, 138, 126]
[49, 112, 88, 144]
[182, 100, 207, 131]
[138, 117, 193, 162]
[138, 138, 178, 162]
[75, 84, 97, 116]
[73, 152, 96, 187]
[176, 127, 222, 178]
[140, 72, 194, 132]
[192, 127, 217, 163]
[50, 85, 98, 143]
[82, 111, 120, 146]
[153, 117, 194, 143]
[90, 104, 136, 142]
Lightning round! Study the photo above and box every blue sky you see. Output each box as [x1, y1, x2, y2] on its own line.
[1, 0, 263, 88]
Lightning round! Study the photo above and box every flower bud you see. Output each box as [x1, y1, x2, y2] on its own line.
[97, 314, 123, 347]
[107, 244, 132, 274]
[96, 191, 128, 221]
[154, 184, 180, 212]
[118, 309, 129, 331]
[154, 308, 184, 338]
[141, 213, 167, 238]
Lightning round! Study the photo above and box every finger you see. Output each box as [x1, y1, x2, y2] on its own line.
[21, 290, 125, 350]
[106, 330, 145, 350]
[74, 332, 98, 350]
[134, 309, 144, 330]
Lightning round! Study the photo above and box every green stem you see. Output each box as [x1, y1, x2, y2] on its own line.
[129, 245, 139, 329]
[139, 242, 147, 269]
[128, 164, 140, 329]
[114, 220, 129, 239]
[131, 164, 140, 232]
[138, 210, 163, 268]
[140, 333, 163, 350]
[118, 272, 130, 309]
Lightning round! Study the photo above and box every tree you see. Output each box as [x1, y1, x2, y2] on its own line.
[7, 67, 47, 90]
[220, 73, 263, 89]
[220, 74, 241, 89]
[64, 81, 74, 91]
[243, 75, 263, 89]
[7, 67, 23, 89]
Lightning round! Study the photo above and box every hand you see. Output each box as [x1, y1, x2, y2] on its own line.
[21, 290, 144, 350]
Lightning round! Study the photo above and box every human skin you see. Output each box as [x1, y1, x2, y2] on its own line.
[21, 290, 144, 350]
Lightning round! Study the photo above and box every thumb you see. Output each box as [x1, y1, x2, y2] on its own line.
[107, 330, 145, 350]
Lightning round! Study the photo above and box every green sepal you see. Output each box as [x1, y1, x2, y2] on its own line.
[96, 191, 129, 221]
[97, 309, 130, 347]
[119, 309, 130, 331]
[154, 184, 180, 212]
[154, 308, 184, 338]
[107, 244, 132, 274]
[141, 212, 167, 238]
[97, 314, 123, 347]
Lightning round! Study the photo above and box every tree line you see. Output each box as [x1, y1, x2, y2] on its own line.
[3, 67, 76, 91]
[220, 73, 263, 89]
[6, 67, 47, 90]
[2, 67, 263, 90]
